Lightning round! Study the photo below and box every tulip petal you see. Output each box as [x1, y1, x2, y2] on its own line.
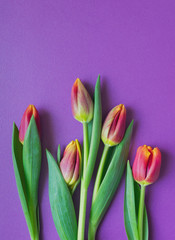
[111, 105, 126, 143]
[69, 153, 80, 186]
[145, 147, 161, 184]
[60, 146, 76, 183]
[132, 146, 151, 183]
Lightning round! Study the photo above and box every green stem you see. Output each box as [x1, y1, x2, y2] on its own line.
[31, 234, 39, 240]
[138, 185, 146, 240]
[29, 201, 39, 240]
[88, 221, 97, 240]
[77, 122, 89, 240]
[78, 181, 88, 240]
[83, 122, 89, 170]
[30, 221, 39, 240]
[92, 145, 109, 202]
[30, 224, 39, 240]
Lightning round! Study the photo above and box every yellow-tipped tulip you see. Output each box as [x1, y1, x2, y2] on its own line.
[101, 104, 126, 146]
[132, 145, 161, 186]
[60, 139, 82, 190]
[71, 78, 93, 123]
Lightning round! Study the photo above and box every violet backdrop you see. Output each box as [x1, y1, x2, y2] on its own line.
[0, 1, 175, 239]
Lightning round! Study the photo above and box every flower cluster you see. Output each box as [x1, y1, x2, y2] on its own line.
[12, 76, 162, 240]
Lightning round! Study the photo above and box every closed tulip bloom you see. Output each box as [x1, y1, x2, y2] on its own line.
[101, 104, 126, 146]
[71, 78, 93, 123]
[60, 139, 82, 190]
[132, 145, 161, 186]
[19, 104, 40, 144]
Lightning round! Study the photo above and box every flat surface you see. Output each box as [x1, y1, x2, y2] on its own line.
[0, 1, 175, 239]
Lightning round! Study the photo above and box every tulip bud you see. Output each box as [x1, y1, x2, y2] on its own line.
[71, 78, 93, 123]
[132, 145, 161, 186]
[60, 139, 82, 190]
[101, 104, 126, 146]
[19, 104, 40, 144]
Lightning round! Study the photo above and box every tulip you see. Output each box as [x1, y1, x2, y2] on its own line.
[60, 139, 82, 190]
[101, 104, 126, 146]
[132, 145, 161, 240]
[132, 145, 161, 186]
[19, 104, 40, 144]
[92, 104, 126, 204]
[71, 78, 93, 123]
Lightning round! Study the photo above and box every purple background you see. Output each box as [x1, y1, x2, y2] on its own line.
[0, 1, 175, 239]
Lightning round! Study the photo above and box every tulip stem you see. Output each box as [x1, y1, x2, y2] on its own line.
[29, 202, 39, 240]
[78, 181, 88, 240]
[77, 122, 89, 240]
[31, 234, 39, 240]
[83, 122, 89, 170]
[138, 185, 146, 240]
[88, 221, 97, 240]
[92, 144, 109, 203]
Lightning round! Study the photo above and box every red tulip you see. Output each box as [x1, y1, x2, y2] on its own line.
[71, 78, 93, 123]
[132, 145, 161, 186]
[19, 104, 40, 144]
[101, 104, 126, 146]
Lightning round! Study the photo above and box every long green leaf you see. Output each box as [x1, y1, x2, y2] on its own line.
[23, 116, 41, 204]
[134, 182, 149, 240]
[46, 150, 77, 240]
[57, 144, 61, 163]
[124, 161, 139, 240]
[89, 121, 133, 229]
[87, 120, 93, 145]
[124, 162, 149, 240]
[23, 116, 41, 235]
[12, 123, 33, 236]
[85, 75, 102, 187]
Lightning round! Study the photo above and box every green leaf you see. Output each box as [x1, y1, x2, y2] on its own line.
[12, 123, 33, 236]
[124, 161, 139, 240]
[87, 120, 93, 145]
[71, 177, 80, 195]
[85, 75, 102, 187]
[89, 121, 134, 229]
[134, 182, 149, 240]
[57, 144, 61, 163]
[124, 162, 149, 240]
[23, 116, 41, 204]
[23, 116, 41, 236]
[46, 150, 77, 240]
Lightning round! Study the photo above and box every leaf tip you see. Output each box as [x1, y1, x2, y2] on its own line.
[57, 144, 61, 163]
[127, 160, 130, 166]
[46, 148, 50, 158]
[96, 75, 101, 89]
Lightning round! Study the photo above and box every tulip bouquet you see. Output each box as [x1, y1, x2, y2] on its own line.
[12, 75, 162, 240]
[45, 76, 134, 240]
